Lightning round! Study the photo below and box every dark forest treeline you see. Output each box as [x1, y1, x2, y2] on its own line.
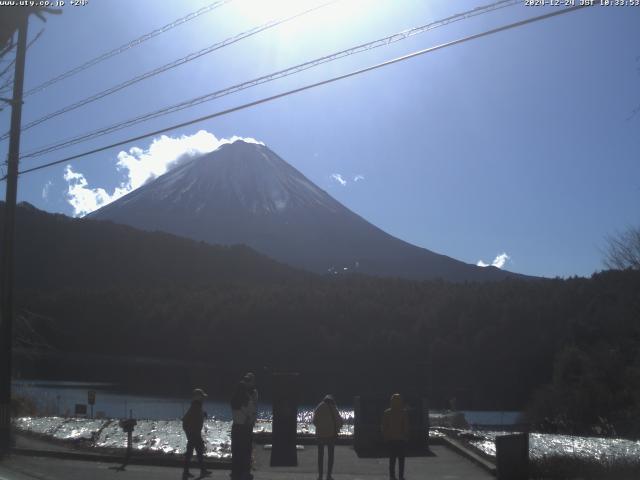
[4, 203, 640, 436]
[4, 202, 310, 290]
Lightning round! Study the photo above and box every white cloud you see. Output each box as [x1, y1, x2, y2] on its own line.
[330, 173, 365, 186]
[41, 180, 52, 200]
[63, 131, 263, 217]
[115, 130, 232, 192]
[330, 173, 347, 186]
[477, 252, 511, 269]
[64, 166, 117, 217]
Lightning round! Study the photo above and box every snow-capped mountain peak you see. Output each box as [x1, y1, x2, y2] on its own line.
[90, 140, 523, 281]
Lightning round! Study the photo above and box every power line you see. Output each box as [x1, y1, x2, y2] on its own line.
[5, 3, 592, 181]
[21, 0, 234, 98]
[19, 0, 516, 158]
[20, 0, 519, 160]
[0, 0, 340, 141]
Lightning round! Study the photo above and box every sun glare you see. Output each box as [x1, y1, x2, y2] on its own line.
[233, 0, 363, 41]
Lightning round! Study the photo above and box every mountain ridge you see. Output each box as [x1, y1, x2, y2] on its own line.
[1, 201, 308, 291]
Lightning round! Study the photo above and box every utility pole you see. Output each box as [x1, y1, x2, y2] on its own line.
[0, 10, 29, 453]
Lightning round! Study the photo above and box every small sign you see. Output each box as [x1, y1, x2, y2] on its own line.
[75, 404, 87, 416]
[119, 418, 137, 433]
[88, 390, 96, 405]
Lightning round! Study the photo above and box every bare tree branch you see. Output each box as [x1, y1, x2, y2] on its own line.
[604, 226, 640, 270]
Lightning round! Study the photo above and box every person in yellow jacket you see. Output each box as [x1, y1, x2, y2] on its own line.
[381, 393, 409, 480]
[312, 394, 343, 480]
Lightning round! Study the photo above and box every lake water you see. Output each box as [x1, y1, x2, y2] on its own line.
[14, 380, 520, 426]
[14, 380, 240, 420]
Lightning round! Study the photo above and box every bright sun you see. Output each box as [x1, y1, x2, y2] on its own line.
[233, 0, 362, 40]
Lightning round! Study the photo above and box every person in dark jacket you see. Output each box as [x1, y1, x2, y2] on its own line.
[312, 394, 343, 480]
[182, 388, 210, 478]
[381, 393, 410, 480]
[230, 379, 251, 480]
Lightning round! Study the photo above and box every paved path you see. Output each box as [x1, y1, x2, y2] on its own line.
[254, 444, 494, 480]
[0, 444, 493, 480]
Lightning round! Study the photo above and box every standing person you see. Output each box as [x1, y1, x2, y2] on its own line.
[244, 373, 258, 475]
[381, 393, 410, 480]
[230, 379, 251, 480]
[182, 388, 210, 478]
[312, 394, 343, 480]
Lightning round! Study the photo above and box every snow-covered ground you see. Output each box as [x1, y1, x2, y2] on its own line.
[465, 429, 640, 468]
[14, 416, 354, 459]
[15, 415, 640, 475]
[438, 427, 640, 477]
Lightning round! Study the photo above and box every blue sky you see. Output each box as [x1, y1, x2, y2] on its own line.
[0, 0, 638, 278]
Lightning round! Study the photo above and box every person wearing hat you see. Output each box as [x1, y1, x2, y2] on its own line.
[381, 393, 410, 480]
[182, 388, 210, 478]
[312, 394, 343, 480]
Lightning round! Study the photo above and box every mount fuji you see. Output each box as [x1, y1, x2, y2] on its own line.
[89, 140, 522, 281]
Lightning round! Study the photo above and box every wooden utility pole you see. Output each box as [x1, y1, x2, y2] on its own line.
[0, 10, 29, 453]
